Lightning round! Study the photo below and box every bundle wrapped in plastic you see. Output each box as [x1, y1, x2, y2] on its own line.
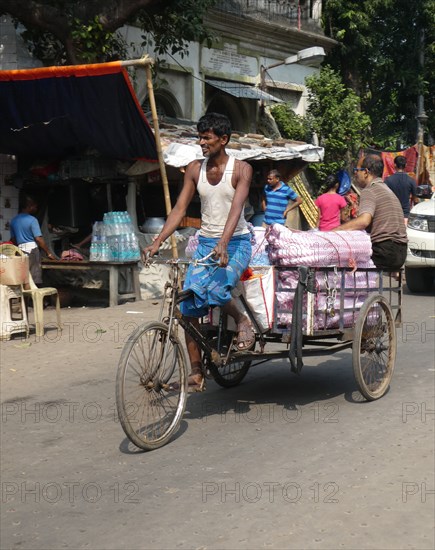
[266, 225, 372, 267]
[276, 291, 368, 330]
[275, 261, 378, 330]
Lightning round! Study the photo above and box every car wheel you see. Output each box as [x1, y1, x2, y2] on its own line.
[405, 267, 435, 293]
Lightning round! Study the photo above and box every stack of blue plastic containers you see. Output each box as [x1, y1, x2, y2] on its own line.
[89, 212, 141, 262]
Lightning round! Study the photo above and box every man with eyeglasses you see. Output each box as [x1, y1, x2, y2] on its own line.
[333, 154, 407, 271]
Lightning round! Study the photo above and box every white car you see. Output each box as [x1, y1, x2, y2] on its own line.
[405, 188, 435, 292]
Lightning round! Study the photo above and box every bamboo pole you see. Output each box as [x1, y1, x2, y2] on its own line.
[121, 57, 153, 68]
[122, 56, 178, 259]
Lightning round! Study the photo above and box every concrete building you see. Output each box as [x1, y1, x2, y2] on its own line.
[127, 0, 336, 133]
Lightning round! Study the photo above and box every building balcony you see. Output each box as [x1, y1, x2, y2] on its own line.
[213, 0, 323, 33]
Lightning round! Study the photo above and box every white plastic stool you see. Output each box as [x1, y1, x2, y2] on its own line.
[0, 284, 29, 340]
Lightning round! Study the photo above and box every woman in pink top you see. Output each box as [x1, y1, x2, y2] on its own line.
[315, 175, 348, 231]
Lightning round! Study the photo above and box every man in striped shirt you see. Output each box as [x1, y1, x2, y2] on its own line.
[334, 154, 407, 270]
[262, 169, 302, 226]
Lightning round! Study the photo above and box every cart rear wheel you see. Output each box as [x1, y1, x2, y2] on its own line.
[205, 332, 252, 388]
[209, 360, 251, 388]
[352, 295, 396, 401]
[116, 322, 187, 450]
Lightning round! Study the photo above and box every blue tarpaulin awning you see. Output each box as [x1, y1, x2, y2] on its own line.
[0, 62, 158, 161]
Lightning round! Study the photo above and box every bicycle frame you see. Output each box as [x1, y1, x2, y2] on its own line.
[155, 260, 226, 367]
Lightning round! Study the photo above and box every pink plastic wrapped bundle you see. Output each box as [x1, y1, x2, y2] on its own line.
[267, 225, 372, 267]
[276, 292, 367, 330]
[315, 262, 378, 292]
[275, 270, 297, 325]
[275, 263, 378, 330]
[276, 264, 378, 295]
[313, 292, 369, 330]
[276, 311, 293, 326]
[275, 270, 298, 327]
[276, 290, 295, 311]
[278, 269, 299, 288]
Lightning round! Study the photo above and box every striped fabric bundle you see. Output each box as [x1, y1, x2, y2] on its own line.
[266, 225, 372, 267]
[275, 262, 378, 330]
[276, 294, 370, 331]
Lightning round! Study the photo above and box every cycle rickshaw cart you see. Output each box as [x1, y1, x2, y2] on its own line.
[116, 257, 402, 451]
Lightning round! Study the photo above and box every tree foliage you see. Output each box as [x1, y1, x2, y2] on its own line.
[306, 66, 371, 185]
[0, 0, 216, 65]
[269, 104, 311, 143]
[323, 0, 435, 148]
[137, 0, 215, 58]
[271, 67, 370, 187]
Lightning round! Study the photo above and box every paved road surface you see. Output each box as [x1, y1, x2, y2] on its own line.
[1, 289, 434, 549]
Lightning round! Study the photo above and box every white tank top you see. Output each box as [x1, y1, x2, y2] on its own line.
[197, 156, 248, 238]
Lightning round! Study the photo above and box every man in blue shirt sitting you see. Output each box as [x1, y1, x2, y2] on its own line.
[262, 169, 302, 226]
[10, 195, 56, 285]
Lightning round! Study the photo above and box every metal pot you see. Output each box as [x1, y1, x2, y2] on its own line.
[141, 217, 165, 233]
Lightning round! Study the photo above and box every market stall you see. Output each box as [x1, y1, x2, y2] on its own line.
[0, 58, 164, 306]
[0, 58, 325, 303]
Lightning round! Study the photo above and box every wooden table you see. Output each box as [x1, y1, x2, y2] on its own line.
[42, 260, 141, 307]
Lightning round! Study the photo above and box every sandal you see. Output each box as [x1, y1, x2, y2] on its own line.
[165, 367, 206, 393]
[236, 320, 255, 351]
[187, 366, 205, 392]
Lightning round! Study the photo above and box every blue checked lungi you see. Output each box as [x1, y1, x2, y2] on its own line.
[180, 234, 252, 318]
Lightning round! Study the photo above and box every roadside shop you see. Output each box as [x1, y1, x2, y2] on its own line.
[0, 59, 324, 304]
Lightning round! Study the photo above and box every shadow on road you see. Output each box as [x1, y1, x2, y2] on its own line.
[185, 352, 360, 422]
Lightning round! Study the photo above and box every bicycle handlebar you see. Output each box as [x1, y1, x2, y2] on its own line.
[142, 251, 218, 268]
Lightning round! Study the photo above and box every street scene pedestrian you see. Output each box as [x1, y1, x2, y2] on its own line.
[261, 169, 302, 227]
[384, 155, 419, 223]
[314, 174, 348, 230]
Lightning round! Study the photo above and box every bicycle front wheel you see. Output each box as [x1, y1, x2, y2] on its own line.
[116, 322, 188, 450]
